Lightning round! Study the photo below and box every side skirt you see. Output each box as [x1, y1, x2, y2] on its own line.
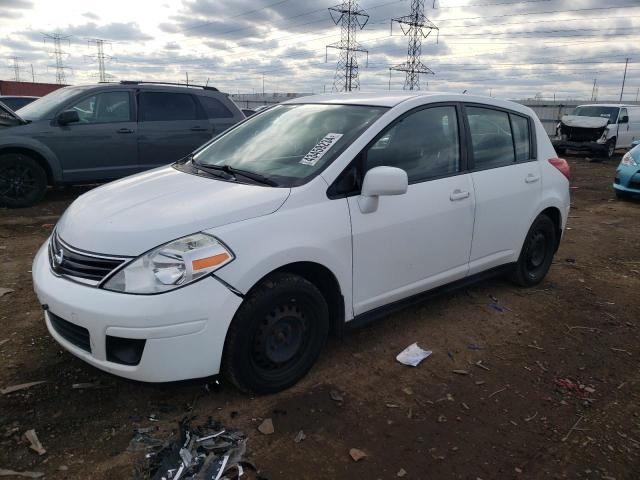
[344, 263, 516, 334]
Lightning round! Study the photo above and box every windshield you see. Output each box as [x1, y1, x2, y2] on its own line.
[572, 106, 620, 123]
[17, 87, 86, 121]
[193, 103, 387, 186]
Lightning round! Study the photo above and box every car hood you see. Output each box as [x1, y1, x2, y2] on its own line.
[560, 115, 609, 129]
[0, 101, 26, 127]
[56, 166, 290, 256]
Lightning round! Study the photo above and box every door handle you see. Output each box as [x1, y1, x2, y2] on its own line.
[450, 189, 470, 201]
[116, 128, 134, 134]
[190, 126, 208, 131]
[525, 173, 541, 183]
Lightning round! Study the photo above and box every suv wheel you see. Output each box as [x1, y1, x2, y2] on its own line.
[223, 273, 329, 394]
[0, 153, 47, 208]
[508, 214, 557, 287]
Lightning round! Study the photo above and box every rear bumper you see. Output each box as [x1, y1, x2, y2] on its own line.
[32, 242, 243, 382]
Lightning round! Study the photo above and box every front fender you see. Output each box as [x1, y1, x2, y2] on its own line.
[0, 135, 62, 182]
[209, 185, 354, 321]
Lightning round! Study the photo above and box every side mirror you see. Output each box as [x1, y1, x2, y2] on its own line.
[358, 166, 408, 214]
[620, 115, 629, 124]
[57, 109, 80, 126]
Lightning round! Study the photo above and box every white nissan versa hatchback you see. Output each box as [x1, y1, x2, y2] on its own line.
[32, 93, 570, 393]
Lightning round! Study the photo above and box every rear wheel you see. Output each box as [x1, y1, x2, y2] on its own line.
[223, 273, 329, 394]
[507, 214, 557, 287]
[0, 153, 47, 208]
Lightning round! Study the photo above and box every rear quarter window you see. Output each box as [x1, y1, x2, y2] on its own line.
[198, 96, 234, 119]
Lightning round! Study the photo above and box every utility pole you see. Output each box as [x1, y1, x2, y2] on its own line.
[326, 1, 369, 92]
[86, 38, 113, 82]
[43, 33, 71, 84]
[591, 78, 598, 102]
[30, 64, 35, 82]
[636, 87, 639, 103]
[9, 56, 21, 82]
[185, 72, 189, 86]
[390, 0, 438, 90]
[620, 57, 629, 102]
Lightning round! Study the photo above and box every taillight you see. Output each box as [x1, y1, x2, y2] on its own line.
[548, 157, 570, 181]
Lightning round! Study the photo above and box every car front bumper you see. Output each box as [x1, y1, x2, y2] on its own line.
[551, 139, 608, 154]
[614, 164, 640, 195]
[32, 242, 243, 382]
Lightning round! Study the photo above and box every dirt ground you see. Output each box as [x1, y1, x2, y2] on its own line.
[1, 157, 639, 479]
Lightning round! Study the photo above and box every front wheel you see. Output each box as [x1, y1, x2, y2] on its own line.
[222, 273, 329, 394]
[605, 139, 616, 159]
[507, 214, 557, 287]
[0, 153, 47, 208]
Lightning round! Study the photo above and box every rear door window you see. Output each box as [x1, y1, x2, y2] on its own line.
[466, 107, 515, 169]
[198, 96, 234, 119]
[139, 92, 199, 122]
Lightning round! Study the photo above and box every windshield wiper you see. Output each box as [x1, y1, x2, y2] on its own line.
[193, 161, 278, 186]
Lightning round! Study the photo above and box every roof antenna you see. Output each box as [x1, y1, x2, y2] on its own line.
[462, 89, 468, 94]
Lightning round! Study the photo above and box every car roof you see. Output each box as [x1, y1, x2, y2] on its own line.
[0, 95, 39, 99]
[283, 91, 535, 114]
[577, 103, 635, 108]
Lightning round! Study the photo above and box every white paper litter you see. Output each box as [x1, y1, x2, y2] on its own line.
[396, 343, 432, 367]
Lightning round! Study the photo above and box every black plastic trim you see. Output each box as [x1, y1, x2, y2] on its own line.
[345, 263, 515, 333]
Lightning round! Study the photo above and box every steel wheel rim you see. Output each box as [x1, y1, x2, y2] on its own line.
[525, 230, 548, 273]
[251, 298, 312, 374]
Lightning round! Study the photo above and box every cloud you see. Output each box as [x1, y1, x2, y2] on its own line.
[82, 12, 100, 21]
[0, 0, 33, 9]
[66, 22, 152, 41]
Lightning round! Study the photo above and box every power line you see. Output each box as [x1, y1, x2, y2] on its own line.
[326, 1, 370, 92]
[43, 32, 72, 85]
[390, 0, 438, 90]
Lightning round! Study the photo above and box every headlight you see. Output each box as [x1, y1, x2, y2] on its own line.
[103, 233, 234, 294]
[621, 152, 638, 167]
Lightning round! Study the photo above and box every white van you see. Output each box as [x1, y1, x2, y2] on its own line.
[32, 92, 571, 393]
[552, 104, 640, 158]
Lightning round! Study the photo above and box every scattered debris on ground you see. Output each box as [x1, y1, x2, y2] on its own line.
[23, 429, 46, 455]
[1, 381, 46, 395]
[396, 343, 432, 366]
[134, 417, 266, 480]
[349, 448, 366, 462]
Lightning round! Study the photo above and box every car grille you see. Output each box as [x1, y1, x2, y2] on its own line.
[561, 125, 605, 142]
[49, 312, 91, 353]
[49, 233, 127, 283]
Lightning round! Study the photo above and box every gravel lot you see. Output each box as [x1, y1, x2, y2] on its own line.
[1, 157, 639, 479]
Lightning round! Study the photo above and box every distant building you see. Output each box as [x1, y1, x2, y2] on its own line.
[0, 80, 66, 97]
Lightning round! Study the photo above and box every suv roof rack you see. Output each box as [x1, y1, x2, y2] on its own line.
[118, 80, 219, 92]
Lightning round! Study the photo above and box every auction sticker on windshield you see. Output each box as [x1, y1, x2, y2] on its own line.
[300, 133, 344, 166]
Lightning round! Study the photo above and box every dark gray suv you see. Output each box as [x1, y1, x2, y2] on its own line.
[0, 81, 244, 207]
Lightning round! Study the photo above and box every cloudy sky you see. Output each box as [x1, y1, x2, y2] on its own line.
[1, 0, 638, 100]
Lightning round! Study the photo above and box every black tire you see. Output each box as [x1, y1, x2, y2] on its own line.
[0, 153, 47, 208]
[614, 189, 628, 200]
[605, 139, 616, 159]
[507, 214, 557, 287]
[223, 272, 329, 394]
